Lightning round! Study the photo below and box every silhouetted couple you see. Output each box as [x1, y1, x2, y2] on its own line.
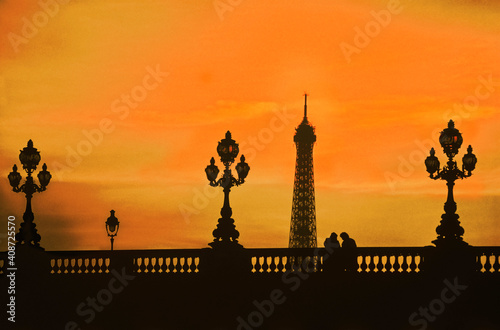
[323, 232, 357, 272]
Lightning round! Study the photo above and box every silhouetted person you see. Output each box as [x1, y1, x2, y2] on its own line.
[323, 232, 341, 272]
[340, 232, 358, 272]
[324, 232, 340, 250]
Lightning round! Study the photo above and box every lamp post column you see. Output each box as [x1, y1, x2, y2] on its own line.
[205, 131, 250, 249]
[8, 140, 51, 249]
[220, 168, 233, 220]
[105, 210, 120, 251]
[424, 120, 476, 248]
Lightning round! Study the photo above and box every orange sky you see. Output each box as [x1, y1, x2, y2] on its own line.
[1, 0, 500, 251]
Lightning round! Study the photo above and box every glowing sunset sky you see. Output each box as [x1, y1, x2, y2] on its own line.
[1, 0, 500, 251]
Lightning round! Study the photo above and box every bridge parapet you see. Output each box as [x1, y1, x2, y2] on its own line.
[1, 246, 499, 276]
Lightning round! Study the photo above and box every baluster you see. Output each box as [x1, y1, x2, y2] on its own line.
[95, 258, 101, 273]
[163, 257, 170, 273]
[142, 258, 149, 273]
[416, 255, 422, 272]
[270, 257, 278, 273]
[59, 259, 65, 274]
[493, 255, 500, 273]
[76, 259, 83, 274]
[250, 257, 256, 273]
[50, 259, 56, 274]
[86, 258, 92, 273]
[62, 259, 68, 274]
[151, 257, 158, 273]
[69, 259, 76, 274]
[376, 255, 384, 273]
[143, 258, 150, 273]
[77, 258, 84, 274]
[135, 257, 144, 273]
[484, 254, 492, 273]
[194, 257, 200, 273]
[172, 258, 179, 273]
[56, 259, 63, 274]
[179, 258, 186, 273]
[360, 255, 368, 273]
[255, 256, 262, 273]
[135, 257, 143, 273]
[104, 258, 110, 273]
[83, 258, 90, 273]
[401, 255, 409, 273]
[97, 258, 104, 273]
[91, 258, 98, 273]
[390, 255, 396, 273]
[183, 258, 190, 273]
[157, 258, 164, 273]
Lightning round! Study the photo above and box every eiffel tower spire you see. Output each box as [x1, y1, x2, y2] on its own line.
[304, 93, 307, 119]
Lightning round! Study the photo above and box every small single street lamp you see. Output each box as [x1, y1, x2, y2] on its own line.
[205, 131, 250, 249]
[105, 210, 120, 251]
[8, 140, 52, 249]
[425, 120, 477, 248]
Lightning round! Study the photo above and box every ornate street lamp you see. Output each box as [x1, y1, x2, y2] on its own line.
[105, 210, 120, 251]
[8, 140, 52, 249]
[205, 131, 250, 249]
[425, 120, 477, 248]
